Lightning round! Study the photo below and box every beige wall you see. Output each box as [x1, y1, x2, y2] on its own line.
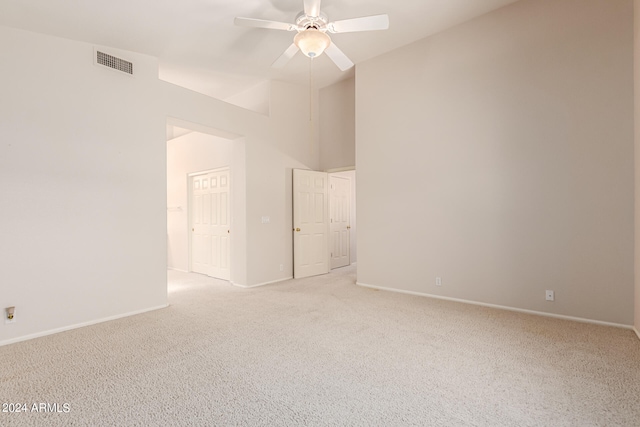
[635, 0, 640, 336]
[0, 27, 168, 344]
[245, 80, 320, 286]
[0, 25, 318, 345]
[224, 80, 270, 116]
[320, 78, 355, 171]
[356, 0, 634, 325]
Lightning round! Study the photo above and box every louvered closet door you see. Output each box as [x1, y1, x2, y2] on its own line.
[191, 169, 230, 280]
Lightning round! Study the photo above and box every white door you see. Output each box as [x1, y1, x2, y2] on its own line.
[191, 169, 230, 280]
[330, 175, 350, 269]
[293, 169, 329, 278]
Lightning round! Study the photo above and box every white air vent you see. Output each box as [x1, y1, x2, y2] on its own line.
[96, 50, 133, 75]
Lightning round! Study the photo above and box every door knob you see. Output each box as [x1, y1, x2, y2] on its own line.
[347, 226, 351, 229]
[296, 228, 301, 232]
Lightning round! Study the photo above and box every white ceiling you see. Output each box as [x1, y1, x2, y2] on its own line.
[0, 0, 520, 100]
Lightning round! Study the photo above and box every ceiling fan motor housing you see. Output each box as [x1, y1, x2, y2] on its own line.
[295, 12, 329, 32]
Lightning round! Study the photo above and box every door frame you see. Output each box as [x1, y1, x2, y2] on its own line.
[188, 166, 231, 278]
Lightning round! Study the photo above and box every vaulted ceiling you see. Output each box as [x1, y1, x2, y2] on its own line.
[0, 0, 520, 100]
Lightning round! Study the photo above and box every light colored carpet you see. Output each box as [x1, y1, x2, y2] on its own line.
[1, 265, 639, 426]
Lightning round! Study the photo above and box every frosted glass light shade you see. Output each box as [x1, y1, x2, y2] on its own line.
[294, 29, 331, 58]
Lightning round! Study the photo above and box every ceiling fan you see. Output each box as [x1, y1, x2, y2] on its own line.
[234, 0, 389, 71]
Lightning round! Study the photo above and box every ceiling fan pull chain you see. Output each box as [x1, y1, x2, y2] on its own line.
[309, 57, 313, 156]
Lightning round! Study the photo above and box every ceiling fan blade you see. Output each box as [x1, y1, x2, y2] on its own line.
[324, 43, 354, 71]
[272, 43, 300, 68]
[303, 0, 322, 17]
[327, 14, 389, 33]
[234, 17, 297, 31]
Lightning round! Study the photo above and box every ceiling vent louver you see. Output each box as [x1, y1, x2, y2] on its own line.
[96, 50, 133, 75]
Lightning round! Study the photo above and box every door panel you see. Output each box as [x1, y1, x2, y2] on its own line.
[330, 175, 350, 269]
[191, 169, 231, 280]
[221, 192, 228, 225]
[293, 169, 329, 278]
[221, 235, 229, 269]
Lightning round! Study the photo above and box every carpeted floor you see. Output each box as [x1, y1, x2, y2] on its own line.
[1, 265, 639, 426]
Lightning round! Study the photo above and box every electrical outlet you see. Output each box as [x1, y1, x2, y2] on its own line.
[435, 277, 442, 286]
[279, 264, 284, 271]
[5, 306, 15, 324]
[545, 290, 554, 301]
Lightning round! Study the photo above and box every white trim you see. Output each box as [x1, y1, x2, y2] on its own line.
[0, 304, 169, 347]
[634, 327, 640, 340]
[325, 166, 355, 173]
[232, 276, 293, 289]
[356, 282, 634, 330]
[187, 166, 230, 178]
[166, 116, 242, 141]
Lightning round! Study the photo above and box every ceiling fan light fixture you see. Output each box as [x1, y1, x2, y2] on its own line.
[294, 28, 331, 58]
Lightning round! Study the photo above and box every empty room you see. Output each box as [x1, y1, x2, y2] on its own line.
[1, 0, 639, 425]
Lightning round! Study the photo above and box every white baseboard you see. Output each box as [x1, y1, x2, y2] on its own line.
[634, 327, 640, 341]
[356, 282, 633, 331]
[233, 276, 293, 289]
[0, 304, 169, 347]
[168, 267, 189, 273]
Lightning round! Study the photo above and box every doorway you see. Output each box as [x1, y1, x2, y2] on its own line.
[293, 168, 356, 279]
[166, 122, 247, 285]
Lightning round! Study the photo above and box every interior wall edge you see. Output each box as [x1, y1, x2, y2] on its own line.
[232, 276, 293, 289]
